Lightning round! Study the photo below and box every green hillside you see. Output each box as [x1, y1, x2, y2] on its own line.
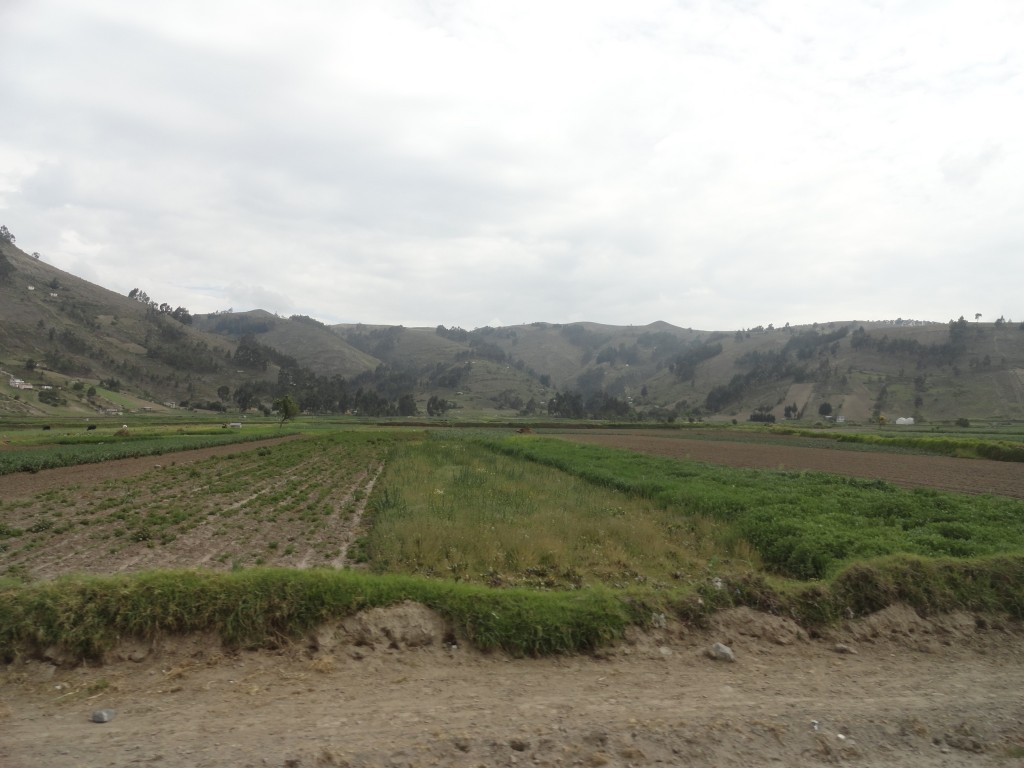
[193, 311, 378, 377]
[2, 237, 1022, 424]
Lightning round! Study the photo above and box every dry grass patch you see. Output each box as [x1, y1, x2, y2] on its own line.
[364, 436, 759, 588]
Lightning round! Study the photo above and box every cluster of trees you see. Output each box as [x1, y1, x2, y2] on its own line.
[288, 314, 327, 329]
[595, 343, 640, 366]
[146, 337, 222, 373]
[850, 326, 960, 367]
[547, 390, 633, 420]
[0, 226, 14, 282]
[127, 288, 192, 324]
[343, 325, 404, 357]
[705, 349, 808, 413]
[435, 325, 471, 342]
[636, 330, 690, 361]
[38, 389, 67, 407]
[223, 358, 420, 418]
[783, 326, 849, 360]
[426, 395, 452, 416]
[670, 341, 724, 381]
[748, 407, 775, 423]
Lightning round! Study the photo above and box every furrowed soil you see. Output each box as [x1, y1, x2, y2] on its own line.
[558, 430, 1024, 498]
[3, 433, 1024, 766]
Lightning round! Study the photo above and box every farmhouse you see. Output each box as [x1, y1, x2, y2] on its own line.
[895, 417, 915, 425]
[9, 378, 33, 390]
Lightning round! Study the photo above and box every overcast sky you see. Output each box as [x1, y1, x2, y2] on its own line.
[2, 1, 1022, 330]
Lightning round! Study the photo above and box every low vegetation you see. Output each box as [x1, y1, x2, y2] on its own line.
[0, 426, 290, 475]
[2, 423, 1024, 662]
[485, 436, 1024, 579]
[771, 426, 1024, 463]
[2, 555, 1023, 662]
[361, 433, 757, 588]
[0, 431, 393, 573]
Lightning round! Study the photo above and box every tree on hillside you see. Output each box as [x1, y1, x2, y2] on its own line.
[233, 383, 258, 411]
[0, 224, 15, 245]
[426, 395, 450, 416]
[397, 393, 418, 416]
[273, 395, 300, 426]
[0, 252, 13, 282]
[818, 402, 833, 416]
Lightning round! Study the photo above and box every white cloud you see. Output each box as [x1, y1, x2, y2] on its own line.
[1, 0, 1022, 330]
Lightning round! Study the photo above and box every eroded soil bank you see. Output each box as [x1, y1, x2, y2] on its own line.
[3, 603, 1023, 767]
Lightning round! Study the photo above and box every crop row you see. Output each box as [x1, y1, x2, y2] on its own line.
[1, 432, 397, 577]
[770, 427, 1024, 462]
[0, 430, 293, 475]
[483, 436, 1024, 579]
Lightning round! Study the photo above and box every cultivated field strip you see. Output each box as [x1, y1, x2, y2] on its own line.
[0, 433, 391, 579]
[561, 430, 1024, 498]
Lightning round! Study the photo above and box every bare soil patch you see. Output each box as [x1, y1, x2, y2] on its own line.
[0, 435, 383, 579]
[2, 603, 1023, 767]
[561, 431, 1024, 498]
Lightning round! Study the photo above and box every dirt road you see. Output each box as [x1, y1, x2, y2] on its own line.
[2, 604, 1023, 767]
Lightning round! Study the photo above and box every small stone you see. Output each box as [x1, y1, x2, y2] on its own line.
[91, 709, 116, 723]
[509, 738, 530, 752]
[706, 642, 736, 662]
[833, 643, 857, 654]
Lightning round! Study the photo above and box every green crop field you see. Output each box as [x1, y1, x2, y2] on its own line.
[2, 421, 1024, 661]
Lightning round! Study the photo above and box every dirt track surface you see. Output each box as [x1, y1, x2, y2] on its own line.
[2, 603, 1024, 767]
[0, 434, 303, 498]
[559, 431, 1024, 498]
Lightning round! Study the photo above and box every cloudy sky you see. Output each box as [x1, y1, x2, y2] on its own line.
[1, 1, 1021, 330]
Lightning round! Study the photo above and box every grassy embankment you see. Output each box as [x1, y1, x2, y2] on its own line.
[2, 428, 1024, 661]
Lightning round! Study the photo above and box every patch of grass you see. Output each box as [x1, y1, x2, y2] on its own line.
[0, 568, 632, 661]
[364, 436, 751, 588]
[2, 555, 1023, 664]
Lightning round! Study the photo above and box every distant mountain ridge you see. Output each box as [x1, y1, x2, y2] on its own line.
[2, 237, 1023, 423]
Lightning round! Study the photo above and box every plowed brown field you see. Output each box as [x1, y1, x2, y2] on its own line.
[556, 430, 1024, 498]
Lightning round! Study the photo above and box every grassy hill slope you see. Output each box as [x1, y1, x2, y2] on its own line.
[3, 238, 1022, 423]
[193, 311, 378, 377]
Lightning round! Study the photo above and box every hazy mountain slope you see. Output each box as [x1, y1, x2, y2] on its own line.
[3, 238, 1022, 422]
[0, 242, 247, 412]
[193, 311, 379, 377]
